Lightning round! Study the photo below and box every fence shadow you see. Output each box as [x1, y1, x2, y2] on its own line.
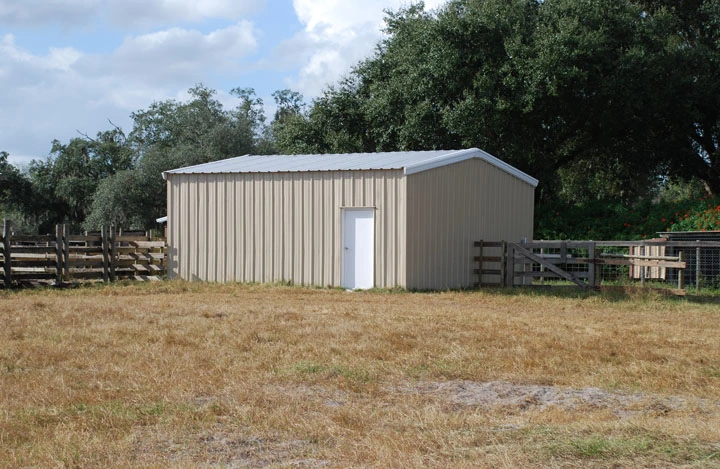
[486, 284, 716, 303]
[683, 294, 720, 305]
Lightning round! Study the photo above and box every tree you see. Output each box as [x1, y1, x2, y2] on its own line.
[272, 0, 720, 204]
[21, 128, 133, 232]
[128, 84, 258, 164]
[272, 89, 305, 122]
[272, 84, 373, 154]
[85, 85, 270, 230]
[82, 170, 141, 229]
[0, 151, 36, 233]
[0, 151, 31, 207]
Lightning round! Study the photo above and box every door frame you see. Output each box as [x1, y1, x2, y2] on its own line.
[340, 207, 376, 289]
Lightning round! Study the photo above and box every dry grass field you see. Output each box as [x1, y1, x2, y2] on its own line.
[1, 282, 719, 468]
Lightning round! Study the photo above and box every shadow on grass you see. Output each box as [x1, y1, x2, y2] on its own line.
[682, 294, 720, 305]
[6, 277, 720, 305]
[480, 284, 720, 304]
[488, 286, 629, 302]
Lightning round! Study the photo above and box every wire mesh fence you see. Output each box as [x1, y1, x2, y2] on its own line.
[665, 244, 720, 289]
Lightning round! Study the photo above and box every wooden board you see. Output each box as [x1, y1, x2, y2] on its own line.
[473, 241, 505, 248]
[130, 241, 166, 249]
[472, 269, 502, 276]
[8, 247, 56, 254]
[10, 260, 57, 268]
[517, 271, 590, 279]
[473, 256, 503, 263]
[600, 258, 686, 269]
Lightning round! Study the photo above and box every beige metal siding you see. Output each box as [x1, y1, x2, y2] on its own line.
[406, 158, 535, 290]
[167, 170, 406, 287]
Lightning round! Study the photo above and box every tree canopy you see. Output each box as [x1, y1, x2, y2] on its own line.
[274, 0, 720, 205]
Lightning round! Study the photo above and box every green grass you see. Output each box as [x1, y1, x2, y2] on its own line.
[549, 431, 720, 463]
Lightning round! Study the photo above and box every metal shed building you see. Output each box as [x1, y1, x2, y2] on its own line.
[162, 148, 538, 290]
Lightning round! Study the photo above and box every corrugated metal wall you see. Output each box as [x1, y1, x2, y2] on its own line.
[406, 158, 535, 290]
[166, 170, 407, 287]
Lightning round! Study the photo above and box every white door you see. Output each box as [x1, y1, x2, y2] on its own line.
[342, 208, 374, 289]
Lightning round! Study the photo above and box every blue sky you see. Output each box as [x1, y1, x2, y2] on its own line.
[0, 0, 445, 166]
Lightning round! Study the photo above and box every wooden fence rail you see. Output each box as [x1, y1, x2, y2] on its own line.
[0, 224, 166, 288]
[474, 240, 720, 293]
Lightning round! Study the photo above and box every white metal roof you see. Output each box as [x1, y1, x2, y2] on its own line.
[162, 148, 539, 187]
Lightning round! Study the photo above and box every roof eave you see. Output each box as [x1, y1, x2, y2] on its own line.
[404, 148, 539, 187]
[162, 154, 252, 180]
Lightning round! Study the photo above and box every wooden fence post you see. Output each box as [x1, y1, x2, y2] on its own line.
[55, 224, 63, 285]
[101, 225, 110, 282]
[500, 241, 507, 287]
[521, 238, 529, 286]
[477, 240, 484, 288]
[2, 219, 11, 286]
[588, 242, 596, 288]
[505, 243, 514, 288]
[62, 224, 70, 281]
[677, 251, 684, 290]
[640, 245, 646, 287]
[109, 225, 116, 282]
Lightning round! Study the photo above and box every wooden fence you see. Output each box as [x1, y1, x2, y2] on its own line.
[0, 224, 166, 287]
[474, 240, 720, 293]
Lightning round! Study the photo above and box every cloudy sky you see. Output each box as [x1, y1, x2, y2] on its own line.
[0, 0, 446, 166]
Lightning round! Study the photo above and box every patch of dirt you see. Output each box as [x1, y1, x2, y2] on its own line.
[131, 382, 719, 465]
[195, 432, 324, 468]
[131, 425, 327, 468]
[394, 380, 720, 418]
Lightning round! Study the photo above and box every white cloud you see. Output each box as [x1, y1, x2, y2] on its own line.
[0, 0, 100, 27]
[0, 22, 258, 106]
[1, 34, 82, 72]
[108, 0, 263, 28]
[0, 33, 83, 101]
[99, 22, 257, 82]
[293, 0, 444, 35]
[0, 20, 258, 166]
[294, 0, 389, 35]
[0, 34, 129, 164]
[288, 0, 446, 97]
[0, 0, 262, 29]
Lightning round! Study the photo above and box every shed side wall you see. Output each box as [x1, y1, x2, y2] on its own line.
[167, 170, 406, 287]
[406, 158, 535, 290]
